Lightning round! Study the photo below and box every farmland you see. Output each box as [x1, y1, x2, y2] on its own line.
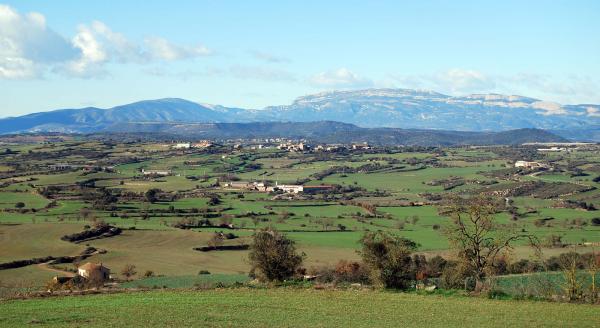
[0, 137, 599, 293]
[0, 288, 598, 327]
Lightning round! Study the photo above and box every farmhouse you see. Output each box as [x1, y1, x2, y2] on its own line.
[514, 160, 548, 169]
[271, 183, 304, 194]
[142, 169, 172, 176]
[222, 181, 332, 194]
[352, 142, 371, 150]
[278, 142, 310, 152]
[173, 143, 191, 149]
[192, 140, 213, 149]
[78, 262, 110, 281]
[223, 181, 255, 190]
[537, 147, 567, 152]
[222, 181, 269, 192]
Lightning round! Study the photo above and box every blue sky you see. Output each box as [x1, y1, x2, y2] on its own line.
[1, 0, 599, 117]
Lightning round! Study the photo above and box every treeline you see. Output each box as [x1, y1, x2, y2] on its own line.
[61, 224, 122, 243]
[0, 247, 98, 270]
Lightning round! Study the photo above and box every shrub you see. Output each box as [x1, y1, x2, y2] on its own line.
[359, 231, 418, 289]
[248, 229, 304, 282]
[425, 255, 447, 277]
[440, 260, 472, 289]
[334, 260, 369, 284]
[145, 189, 161, 203]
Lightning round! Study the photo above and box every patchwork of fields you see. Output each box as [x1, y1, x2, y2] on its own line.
[1, 140, 600, 290]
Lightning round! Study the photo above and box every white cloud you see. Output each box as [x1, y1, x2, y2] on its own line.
[144, 37, 211, 61]
[432, 69, 496, 93]
[59, 23, 109, 77]
[309, 68, 372, 88]
[389, 68, 496, 94]
[0, 5, 212, 79]
[90, 21, 141, 63]
[0, 4, 76, 79]
[0, 56, 36, 79]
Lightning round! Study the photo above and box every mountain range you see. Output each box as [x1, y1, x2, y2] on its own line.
[1, 88, 599, 141]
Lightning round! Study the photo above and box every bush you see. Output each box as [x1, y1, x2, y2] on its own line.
[425, 255, 447, 277]
[334, 260, 369, 284]
[248, 229, 304, 282]
[198, 270, 211, 275]
[508, 259, 543, 274]
[440, 261, 472, 289]
[359, 231, 418, 289]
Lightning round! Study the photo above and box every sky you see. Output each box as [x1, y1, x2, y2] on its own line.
[1, 0, 599, 117]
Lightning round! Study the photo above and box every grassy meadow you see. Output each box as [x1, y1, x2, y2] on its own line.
[1, 289, 598, 327]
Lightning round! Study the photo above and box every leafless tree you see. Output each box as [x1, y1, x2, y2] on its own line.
[121, 264, 137, 280]
[442, 195, 539, 285]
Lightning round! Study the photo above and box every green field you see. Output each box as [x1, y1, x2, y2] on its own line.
[1, 140, 600, 291]
[0, 289, 598, 327]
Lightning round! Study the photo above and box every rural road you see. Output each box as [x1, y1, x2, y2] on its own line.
[37, 262, 76, 277]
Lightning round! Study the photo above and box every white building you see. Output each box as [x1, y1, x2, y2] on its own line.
[271, 182, 304, 194]
[173, 143, 191, 149]
[78, 262, 110, 281]
[514, 161, 548, 169]
[352, 142, 371, 150]
[537, 147, 567, 152]
[142, 169, 172, 176]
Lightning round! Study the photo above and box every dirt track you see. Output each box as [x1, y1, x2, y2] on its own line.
[37, 262, 75, 277]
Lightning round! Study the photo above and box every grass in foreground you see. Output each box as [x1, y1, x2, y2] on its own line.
[0, 288, 598, 327]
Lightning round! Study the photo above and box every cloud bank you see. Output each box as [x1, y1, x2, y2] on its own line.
[0, 5, 211, 79]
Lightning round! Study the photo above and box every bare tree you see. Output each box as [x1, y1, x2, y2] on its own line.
[559, 252, 583, 301]
[208, 233, 225, 249]
[121, 264, 137, 280]
[442, 195, 538, 285]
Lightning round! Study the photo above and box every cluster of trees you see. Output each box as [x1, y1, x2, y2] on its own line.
[247, 196, 598, 303]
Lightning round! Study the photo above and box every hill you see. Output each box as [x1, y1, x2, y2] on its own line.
[89, 121, 566, 146]
[1, 89, 599, 140]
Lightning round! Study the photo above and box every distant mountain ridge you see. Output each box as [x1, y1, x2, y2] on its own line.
[1, 88, 599, 140]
